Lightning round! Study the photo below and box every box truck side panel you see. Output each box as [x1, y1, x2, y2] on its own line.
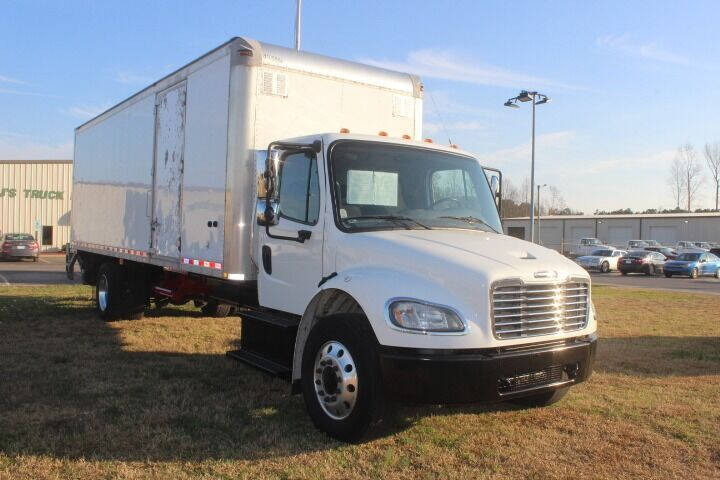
[151, 82, 187, 259]
[72, 94, 156, 251]
[181, 55, 231, 266]
[253, 67, 418, 149]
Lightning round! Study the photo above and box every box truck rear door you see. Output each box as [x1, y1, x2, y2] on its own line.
[151, 82, 187, 259]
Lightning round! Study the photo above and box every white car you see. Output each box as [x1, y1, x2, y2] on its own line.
[573, 238, 609, 257]
[576, 248, 627, 273]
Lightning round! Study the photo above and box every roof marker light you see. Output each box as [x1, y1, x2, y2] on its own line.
[423, 138, 433, 143]
[378, 131, 388, 136]
[450, 144, 459, 149]
[340, 128, 350, 133]
[402, 134, 411, 139]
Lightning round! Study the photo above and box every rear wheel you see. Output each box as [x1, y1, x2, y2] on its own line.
[301, 314, 388, 442]
[665, 273, 672, 278]
[511, 387, 568, 408]
[690, 268, 699, 279]
[96, 263, 123, 320]
[620, 270, 628, 276]
[646, 264, 655, 276]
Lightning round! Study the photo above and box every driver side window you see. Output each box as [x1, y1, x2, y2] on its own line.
[277, 152, 320, 225]
[431, 169, 477, 203]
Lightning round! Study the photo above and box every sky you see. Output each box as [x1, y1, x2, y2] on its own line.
[2, 0, 719, 214]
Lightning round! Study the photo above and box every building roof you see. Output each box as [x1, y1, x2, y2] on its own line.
[504, 212, 720, 221]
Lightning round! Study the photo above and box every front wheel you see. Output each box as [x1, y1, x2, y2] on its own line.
[510, 387, 568, 408]
[301, 314, 388, 442]
[601, 261, 610, 273]
[690, 268, 699, 279]
[646, 264, 655, 276]
[715, 269, 720, 279]
[620, 270, 628, 276]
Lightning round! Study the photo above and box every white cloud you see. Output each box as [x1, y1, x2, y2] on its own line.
[0, 87, 58, 98]
[0, 75, 27, 85]
[597, 34, 717, 70]
[424, 120, 486, 136]
[0, 138, 73, 160]
[478, 131, 576, 167]
[115, 70, 155, 85]
[66, 104, 109, 119]
[361, 49, 582, 90]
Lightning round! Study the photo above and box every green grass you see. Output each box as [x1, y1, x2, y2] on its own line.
[0, 284, 718, 479]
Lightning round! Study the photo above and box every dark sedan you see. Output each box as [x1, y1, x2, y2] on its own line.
[618, 250, 666, 276]
[0, 233, 39, 261]
[645, 246, 678, 260]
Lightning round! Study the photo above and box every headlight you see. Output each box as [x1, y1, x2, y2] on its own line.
[388, 300, 465, 333]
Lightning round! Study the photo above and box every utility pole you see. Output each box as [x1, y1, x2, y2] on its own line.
[294, 0, 302, 51]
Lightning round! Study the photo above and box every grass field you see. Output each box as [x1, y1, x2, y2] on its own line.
[0, 285, 718, 479]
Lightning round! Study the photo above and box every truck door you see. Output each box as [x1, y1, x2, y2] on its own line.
[257, 147, 324, 315]
[151, 82, 187, 259]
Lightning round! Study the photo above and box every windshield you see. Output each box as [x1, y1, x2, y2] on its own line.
[677, 253, 701, 261]
[329, 142, 503, 233]
[590, 249, 613, 256]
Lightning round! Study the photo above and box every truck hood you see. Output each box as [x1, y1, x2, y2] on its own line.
[334, 229, 588, 285]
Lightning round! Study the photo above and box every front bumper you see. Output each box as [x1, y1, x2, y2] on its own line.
[664, 265, 692, 275]
[379, 334, 597, 404]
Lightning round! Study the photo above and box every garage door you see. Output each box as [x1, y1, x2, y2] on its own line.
[648, 226, 678, 246]
[608, 226, 633, 248]
[539, 226, 560, 250]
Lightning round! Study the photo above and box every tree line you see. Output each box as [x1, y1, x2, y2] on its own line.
[500, 177, 583, 218]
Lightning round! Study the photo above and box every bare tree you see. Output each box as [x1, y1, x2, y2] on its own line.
[546, 185, 567, 214]
[677, 144, 703, 211]
[520, 177, 530, 205]
[667, 157, 685, 210]
[704, 142, 720, 211]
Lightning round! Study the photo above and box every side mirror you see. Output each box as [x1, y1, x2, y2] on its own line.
[257, 199, 279, 226]
[490, 175, 500, 198]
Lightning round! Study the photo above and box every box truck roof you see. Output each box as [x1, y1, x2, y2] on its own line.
[76, 36, 423, 132]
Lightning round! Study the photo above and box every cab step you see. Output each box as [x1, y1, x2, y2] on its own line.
[226, 307, 300, 380]
[226, 348, 291, 379]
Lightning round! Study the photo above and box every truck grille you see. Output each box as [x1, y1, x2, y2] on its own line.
[491, 280, 590, 339]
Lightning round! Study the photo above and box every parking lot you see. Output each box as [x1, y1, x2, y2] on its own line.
[0, 254, 76, 286]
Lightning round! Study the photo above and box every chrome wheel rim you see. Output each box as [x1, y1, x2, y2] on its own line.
[313, 341, 358, 420]
[97, 274, 109, 311]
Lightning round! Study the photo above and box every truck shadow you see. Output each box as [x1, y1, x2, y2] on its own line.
[0, 291, 717, 461]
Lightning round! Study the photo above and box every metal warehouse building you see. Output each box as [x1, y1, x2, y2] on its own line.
[503, 213, 720, 253]
[0, 160, 73, 251]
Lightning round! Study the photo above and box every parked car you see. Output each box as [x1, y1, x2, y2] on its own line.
[0, 233, 39, 261]
[626, 240, 648, 250]
[710, 247, 720, 257]
[645, 246, 678, 260]
[664, 252, 720, 279]
[643, 240, 661, 247]
[573, 238, 609, 257]
[576, 248, 626, 273]
[676, 241, 698, 250]
[693, 242, 711, 250]
[618, 250, 666, 276]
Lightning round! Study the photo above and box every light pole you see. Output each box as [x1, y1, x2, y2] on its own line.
[505, 90, 550, 243]
[537, 183, 547, 243]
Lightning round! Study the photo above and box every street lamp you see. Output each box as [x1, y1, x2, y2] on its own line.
[537, 183, 547, 243]
[504, 90, 550, 243]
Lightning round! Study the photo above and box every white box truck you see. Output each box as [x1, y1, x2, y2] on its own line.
[67, 37, 597, 442]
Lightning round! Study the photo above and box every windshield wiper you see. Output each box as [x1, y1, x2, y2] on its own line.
[345, 215, 432, 230]
[439, 216, 499, 233]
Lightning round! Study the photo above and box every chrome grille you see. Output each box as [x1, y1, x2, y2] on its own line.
[491, 280, 590, 339]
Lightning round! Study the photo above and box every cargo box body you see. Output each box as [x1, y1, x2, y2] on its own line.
[72, 37, 422, 279]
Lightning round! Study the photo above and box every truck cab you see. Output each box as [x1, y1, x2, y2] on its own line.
[253, 133, 596, 440]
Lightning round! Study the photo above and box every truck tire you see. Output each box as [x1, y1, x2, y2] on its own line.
[201, 301, 233, 317]
[95, 263, 124, 321]
[301, 314, 388, 442]
[510, 386, 568, 408]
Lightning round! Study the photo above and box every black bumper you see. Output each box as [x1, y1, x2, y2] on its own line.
[379, 334, 597, 404]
